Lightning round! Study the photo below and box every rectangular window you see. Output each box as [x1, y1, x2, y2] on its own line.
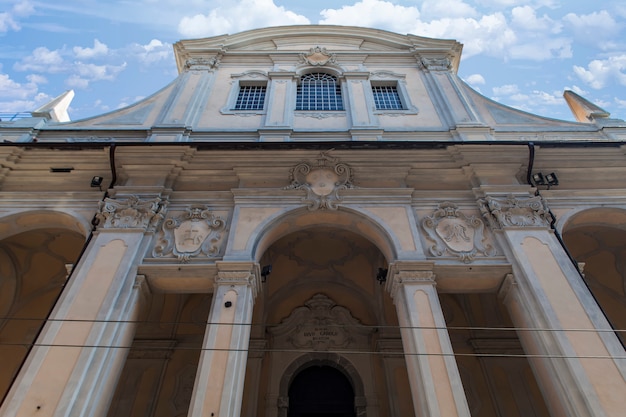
[233, 85, 266, 110]
[372, 85, 404, 110]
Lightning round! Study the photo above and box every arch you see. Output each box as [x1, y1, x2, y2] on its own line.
[296, 73, 344, 111]
[556, 206, 626, 234]
[0, 209, 91, 242]
[278, 353, 366, 417]
[249, 206, 399, 263]
[561, 207, 626, 345]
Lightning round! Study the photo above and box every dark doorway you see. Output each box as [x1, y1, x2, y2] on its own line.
[288, 365, 356, 417]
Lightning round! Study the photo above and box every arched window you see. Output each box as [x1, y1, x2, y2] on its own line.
[296, 73, 344, 111]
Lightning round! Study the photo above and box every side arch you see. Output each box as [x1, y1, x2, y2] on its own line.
[561, 207, 626, 346]
[0, 209, 91, 242]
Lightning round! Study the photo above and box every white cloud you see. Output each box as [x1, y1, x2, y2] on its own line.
[127, 39, 173, 66]
[65, 74, 89, 89]
[0, 1, 35, 32]
[573, 55, 626, 89]
[465, 73, 485, 85]
[178, 0, 309, 38]
[74, 61, 126, 81]
[13, 46, 66, 72]
[493, 84, 520, 96]
[511, 5, 561, 33]
[73, 39, 109, 59]
[563, 10, 620, 46]
[12, 1, 35, 16]
[418, 13, 518, 59]
[0, 13, 20, 32]
[508, 37, 572, 60]
[319, 0, 420, 29]
[419, 0, 477, 20]
[0, 71, 42, 100]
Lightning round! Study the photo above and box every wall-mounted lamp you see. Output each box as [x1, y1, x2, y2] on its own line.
[91, 176, 104, 191]
[532, 172, 559, 188]
[376, 268, 388, 285]
[261, 265, 272, 283]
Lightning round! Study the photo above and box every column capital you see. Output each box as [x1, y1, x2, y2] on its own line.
[215, 261, 261, 298]
[386, 261, 435, 299]
[477, 193, 551, 230]
[96, 195, 167, 232]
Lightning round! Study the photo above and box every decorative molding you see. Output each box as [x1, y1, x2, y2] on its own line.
[299, 46, 337, 66]
[269, 294, 372, 351]
[369, 70, 406, 80]
[284, 150, 355, 210]
[478, 194, 550, 229]
[294, 112, 345, 119]
[152, 205, 226, 263]
[231, 70, 268, 79]
[422, 202, 497, 263]
[387, 265, 435, 299]
[420, 57, 452, 71]
[184, 56, 221, 71]
[96, 195, 166, 230]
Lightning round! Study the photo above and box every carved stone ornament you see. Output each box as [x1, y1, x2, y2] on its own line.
[420, 57, 452, 71]
[184, 56, 221, 71]
[152, 205, 226, 263]
[269, 294, 372, 351]
[284, 151, 355, 210]
[422, 202, 497, 263]
[96, 195, 166, 231]
[478, 194, 550, 229]
[299, 46, 337, 66]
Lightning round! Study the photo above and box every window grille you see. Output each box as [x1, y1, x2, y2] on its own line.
[296, 73, 344, 111]
[233, 85, 266, 110]
[372, 85, 404, 110]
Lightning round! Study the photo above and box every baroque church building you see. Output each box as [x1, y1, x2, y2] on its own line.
[1, 25, 625, 417]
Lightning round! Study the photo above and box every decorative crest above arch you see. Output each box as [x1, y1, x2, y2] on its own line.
[284, 151, 355, 210]
[299, 46, 337, 66]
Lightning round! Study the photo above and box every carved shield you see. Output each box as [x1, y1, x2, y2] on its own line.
[174, 219, 210, 253]
[306, 168, 338, 196]
[435, 218, 475, 252]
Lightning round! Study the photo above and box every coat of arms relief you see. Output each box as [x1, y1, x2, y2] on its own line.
[284, 151, 355, 210]
[422, 202, 497, 263]
[152, 205, 227, 263]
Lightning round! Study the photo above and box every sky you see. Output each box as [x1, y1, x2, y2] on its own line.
[1, 0, 625, 122]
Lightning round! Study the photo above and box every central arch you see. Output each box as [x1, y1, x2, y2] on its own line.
[279, 354, 365, 417]
[288, 365, 355, 417]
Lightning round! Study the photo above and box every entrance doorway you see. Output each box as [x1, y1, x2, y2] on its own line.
[288, 366, 356, 417]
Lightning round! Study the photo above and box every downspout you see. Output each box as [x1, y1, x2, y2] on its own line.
[527, 142, 624, 349]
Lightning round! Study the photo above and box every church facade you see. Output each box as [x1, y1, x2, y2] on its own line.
[1, 25, 625, 417]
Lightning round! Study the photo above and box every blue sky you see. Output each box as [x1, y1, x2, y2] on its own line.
[1, 0, 625, 122]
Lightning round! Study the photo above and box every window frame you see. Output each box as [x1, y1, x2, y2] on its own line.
[369, 73, 418, 115]
[371, 83, 405, 111]
[222, 71, 269, 115]
[232, 83, 267, 111]
[295, 72, 345, 112]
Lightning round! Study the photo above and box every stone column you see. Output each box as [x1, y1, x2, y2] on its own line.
[188, 261, 260, 417]
[386, 261, 471, 417]
[480, 193, 626, 417]
[0, 195, 165, 417]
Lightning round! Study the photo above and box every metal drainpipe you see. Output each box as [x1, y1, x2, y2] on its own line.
[527, 142, 625, 349]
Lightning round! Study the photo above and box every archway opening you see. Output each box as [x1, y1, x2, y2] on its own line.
[288, 365, 355, 417]
[0, 227, 84, 403]
[563, 223, 626, 345]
